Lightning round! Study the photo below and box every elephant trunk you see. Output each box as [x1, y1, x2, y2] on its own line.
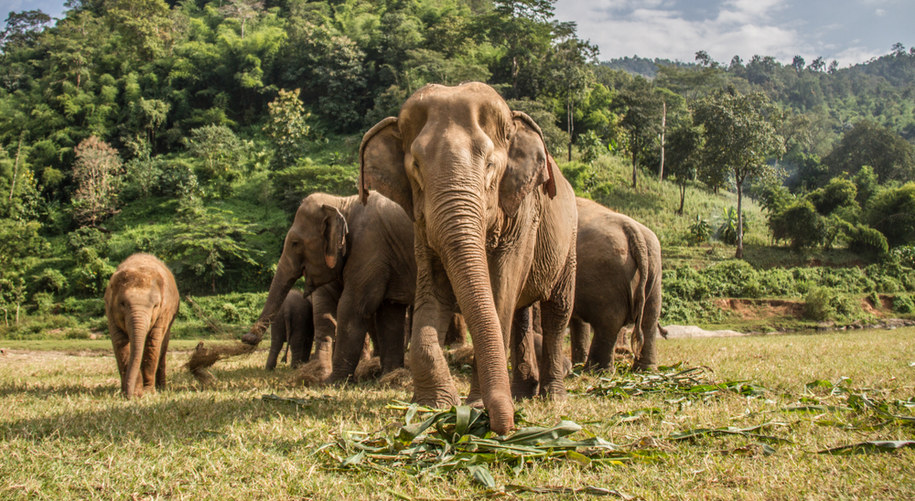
[125, 310, 150, 398]
[433, 194, 514, 435]
[244, 254, 300, 345]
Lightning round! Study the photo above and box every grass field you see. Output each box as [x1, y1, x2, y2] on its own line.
[2, 329, 914, 500]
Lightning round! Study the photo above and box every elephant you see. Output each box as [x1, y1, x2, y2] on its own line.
[241, 192, 417, 382]
[104, 253, 180, 398]
[569, 198, 663, 372]
[265, 289, 314, 370]
[360, 82, 578, 434]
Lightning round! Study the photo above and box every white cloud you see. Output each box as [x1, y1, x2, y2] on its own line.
[875, 8, 887, 15]
[557, 0, 806, 64]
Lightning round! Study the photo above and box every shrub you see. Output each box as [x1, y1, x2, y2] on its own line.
[893, 294, 915, 314]
[769, 200, 825, 248]
[67, 227, 108, 254]
[688, 215, 711, 245]
[69, 247, 116, 296]
[31, 292, 56, 314]
[804, 287, 835, 321]
[867, 183, 915, 246]
[33, 268, 68, 294]
[269, 160, 358, 215]
[847, 224, 889, 257]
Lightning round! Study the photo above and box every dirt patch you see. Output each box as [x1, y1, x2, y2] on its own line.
[714, 298, 805, 320]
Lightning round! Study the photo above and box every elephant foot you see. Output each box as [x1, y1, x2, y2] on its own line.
[538, 381, 568, 401]
[511, 378, 539, 400]
[412, 388, 460, 410]
[632, 360, 657, 372]
[297, 360, 333, 386]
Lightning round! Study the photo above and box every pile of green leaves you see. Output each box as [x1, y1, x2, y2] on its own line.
[584, 363, 769, 400]
[318, 402, 657, 491]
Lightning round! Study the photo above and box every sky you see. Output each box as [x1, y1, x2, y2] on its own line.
[554, 0, 915, 67]
[2, 0, 913, 68]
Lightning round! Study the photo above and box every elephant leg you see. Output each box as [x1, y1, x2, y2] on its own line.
[510, 305, 539, 400]
[155, 328, 171, 389]
[329, 292, 377, 383]
[374, 302, 407, 374]
[586, 314, 627, 373]
[410, 296, 459, 407]
[444, 313, 467, 347]
[266, 320, 285, 370]
[538, 268, 575, 400]
[141, 325, 167, 394]
[110, 324, 130, 390]
[300, 297, 315, 364]
[569, 317, 591, 365]
[305, 284, 341, 382]
[633, 287, 662, 371]
[410, 247, 460, 408]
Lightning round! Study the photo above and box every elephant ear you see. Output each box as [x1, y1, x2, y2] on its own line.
[360, 117, 413, 219]
[320, 205, 349, 269]
[499, 111, 557, 217]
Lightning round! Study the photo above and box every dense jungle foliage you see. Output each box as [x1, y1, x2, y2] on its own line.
[1, 0, 913, 334]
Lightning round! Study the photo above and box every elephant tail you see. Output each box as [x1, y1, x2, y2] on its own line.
[624, 221, 651, 356]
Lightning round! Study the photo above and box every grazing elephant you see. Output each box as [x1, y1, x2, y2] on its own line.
[242, 192, 416, 381]
[265, 289, 315, 370]
[360, 82, 578, 434]
[570, 198, 663, 372]
[104, 253, 180, 398]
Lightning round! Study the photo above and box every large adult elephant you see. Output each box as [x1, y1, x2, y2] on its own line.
[241, 192, 415, 381]
[570, 198, 663, 372]
[360, 82, 578, 435]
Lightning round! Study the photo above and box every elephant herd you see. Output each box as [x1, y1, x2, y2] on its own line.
[104, 82, 662, 435]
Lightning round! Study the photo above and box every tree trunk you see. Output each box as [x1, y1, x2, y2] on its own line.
[735, 178, 744, 259]
[566, 94, 574, 162]
[658, 101, 666, 182]
[677, 183, 686, 215]
[8, 131, 25, 207]
[631, 135, 638, 189]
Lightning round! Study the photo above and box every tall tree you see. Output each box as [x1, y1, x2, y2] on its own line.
[546, 29, 597, 161]
[666, 121, 703, 215]
[71, 136, 124, 227]
[823, 120, 915, 183]
[694, 89, 784, 258]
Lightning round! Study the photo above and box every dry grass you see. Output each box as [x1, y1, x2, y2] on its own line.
[2, 328, 914, 500]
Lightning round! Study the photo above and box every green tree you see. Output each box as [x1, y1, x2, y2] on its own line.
[694, 89, 784, 258]
[263, 88, 310, 171]
[666, 121, 703, 215]
[824, 120, 915, 183]
[185, 124, 244, 196]
[615, 77, 664, 189]
[546, 32, 597, 161]
[867, 183, 915, 247]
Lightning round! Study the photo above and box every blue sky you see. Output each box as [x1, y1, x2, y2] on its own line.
[2, 0, 913, 67]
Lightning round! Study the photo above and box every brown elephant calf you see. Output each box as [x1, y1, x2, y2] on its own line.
[105, 253, 180, 398]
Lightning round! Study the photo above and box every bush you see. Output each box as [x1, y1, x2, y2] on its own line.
[33, 268, 68, 294]
[847, 224, 889, 256]
[269, 160, 358, 215]
[867, 183, 915, 246]
[67, 227, 109, 254]
[688, 215, 711, 245]
[804, 287, 836, 321]
[69, 247, 116, 296]
[769, 200, 825, 248]
[889, 245, 915, 268]
[892, 294, 915, 314]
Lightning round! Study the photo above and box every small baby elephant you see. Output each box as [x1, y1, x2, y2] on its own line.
[104, 253, 180, 398]
[266, 289, 315, 370]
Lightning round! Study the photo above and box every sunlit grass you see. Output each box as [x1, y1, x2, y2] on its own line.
[3, 329, 914, 499]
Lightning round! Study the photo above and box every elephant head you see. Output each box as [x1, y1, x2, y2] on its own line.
[359, 82, 558, 434]
[243, 194, 349, 344]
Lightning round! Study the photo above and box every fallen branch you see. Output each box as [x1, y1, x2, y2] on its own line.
[185, 341, 256, 384]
